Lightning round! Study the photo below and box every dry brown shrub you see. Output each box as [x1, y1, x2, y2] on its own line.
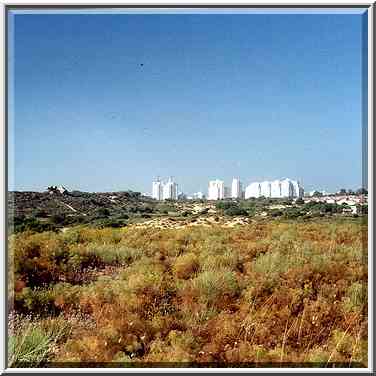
[11, 218, 367, 366]
[173, 253, 199, 279]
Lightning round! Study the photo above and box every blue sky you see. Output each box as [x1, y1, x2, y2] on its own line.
[8, 9, 367, 194]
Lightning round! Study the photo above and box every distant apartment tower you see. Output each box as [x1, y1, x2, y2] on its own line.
[291, 180, 304, 198]
[260, 181, 272, 197]
[231, 178, 242, 199]
[208, 179, 225, 200]
[245, 178, 304, 199]
[163, 177, 178, 200]
[246, 182, 261, 198]
[152, 178, 163, 200]
[152, 177, 178, 200]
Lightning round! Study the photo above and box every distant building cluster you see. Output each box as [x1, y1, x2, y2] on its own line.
[152, 177, 178, 201]
[245, 178, 304, 199]
[207, 178, 244, 200]
[152, 177, 304, 201]
[207, 177, 304, 200]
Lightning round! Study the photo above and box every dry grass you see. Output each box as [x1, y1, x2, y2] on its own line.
[8, 218, 367, 367]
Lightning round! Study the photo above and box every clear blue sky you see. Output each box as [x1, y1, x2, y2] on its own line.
[8, 9, 367, 194]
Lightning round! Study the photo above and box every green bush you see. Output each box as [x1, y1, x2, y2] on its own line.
[342, 282, 367, 313]
[12, 217, 58, 234]
[94, 208, 110, 218]
[173, 253, 199, 279]
[9, 316, 71, 367]
[224, 207, 248, 216]
[50, 214, 67, 225]
[15, 287, 58, 315]
[216, 201, 237, 210]
[190, 269, 239, 307]
[91, 218, 127, 229]
[200, 249, 240, 272]
[283, 207, 304, 219]
[269, 209, 283, 217]
[85, 244, 142, 266]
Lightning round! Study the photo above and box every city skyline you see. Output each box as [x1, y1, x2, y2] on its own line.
[8, 10, 366, 194]
[149, 176, 354, 200]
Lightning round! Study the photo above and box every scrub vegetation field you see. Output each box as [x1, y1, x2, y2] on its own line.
[8, 217, 367, 367]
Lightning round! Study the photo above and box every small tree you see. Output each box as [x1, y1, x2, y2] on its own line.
[283, 207, 303, 219]
[356, 188, 368, 195]
[270, 209, 283, 217]
[224, 207, 248, 216]
[95, 207, 110, 218]
[312, 191, 323, 197]
[216, 201, 237, 210]
[50, 213, 67, 225]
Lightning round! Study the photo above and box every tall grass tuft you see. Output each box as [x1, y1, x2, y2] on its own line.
[8, 315, 71, 367]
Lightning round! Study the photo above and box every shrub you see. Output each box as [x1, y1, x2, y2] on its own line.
[200, 249, 240, 272]
[95, 208, 110, 218]
[50, 214, 67, 225]
[173, 253, 199, 279]
[123, 258, 166, 295]
[34, 210, 48, 218]
[15, 287, 58, 315]
[189, 269, 239, 307]
[283, 208, 304, 219]
[12, 217, 58, 234]
[216, 201, 237, 210]
[224, 207, 248, 216]
[9, 219, 367, 365]
[86, 244, 142, 266]
[8, 315, 71, 367]
[270, 209, 283, 217]
[342, 282, 367, 313]
[91, 218, 127, 228]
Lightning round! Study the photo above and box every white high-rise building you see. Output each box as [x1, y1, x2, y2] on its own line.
[291, 180, 304, 198]
[245, 178, 304, 199]
[163, 177, 178, 200]
[152, 178, 163, 200]
[245, 182, 261, 198]
[270, 180, 281, 198]
[208, 179, 225, 200]
[152, 177, 178, 200]
[231, 178, 242, 199]
[260, 181, 271, 197]
[280, 178, 293, 197]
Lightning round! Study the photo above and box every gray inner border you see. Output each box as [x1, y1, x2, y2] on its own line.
[3, 3, 373, 374]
